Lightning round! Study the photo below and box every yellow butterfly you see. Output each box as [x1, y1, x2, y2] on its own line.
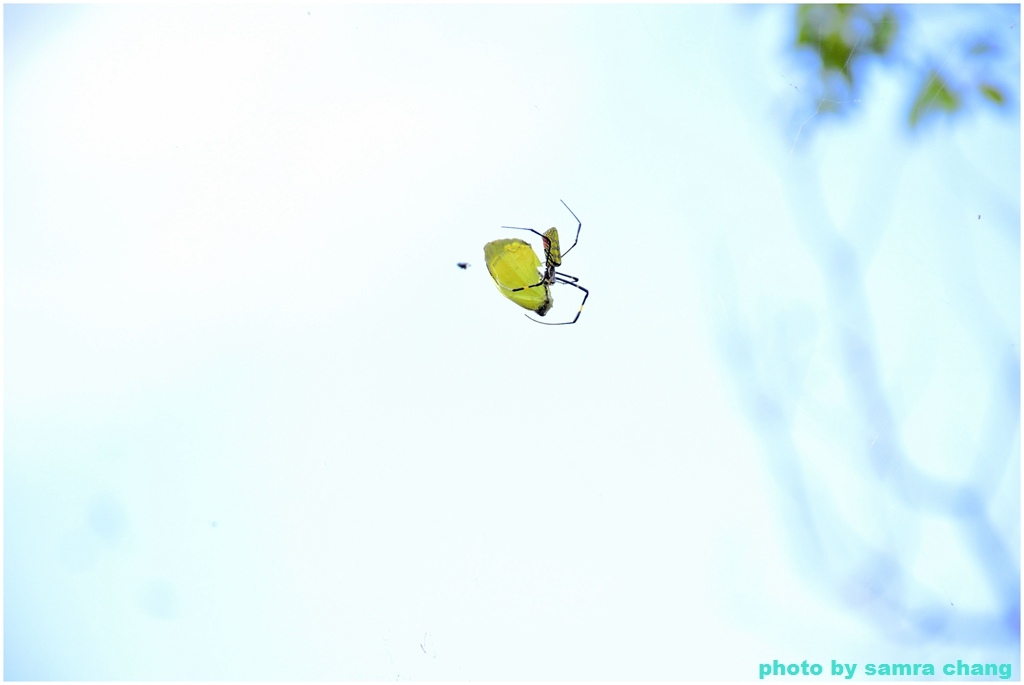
[483, 200, 588, 325]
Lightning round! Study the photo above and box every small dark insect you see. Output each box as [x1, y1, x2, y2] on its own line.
[456, 262, 470, 269]
[978, 215, 981, 220]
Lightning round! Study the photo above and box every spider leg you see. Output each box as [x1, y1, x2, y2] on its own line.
[524, 275, 588, 326]
[558, 200, 582, 258]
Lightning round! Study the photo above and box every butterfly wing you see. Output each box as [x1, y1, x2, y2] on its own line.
[483, 238, 552, 315]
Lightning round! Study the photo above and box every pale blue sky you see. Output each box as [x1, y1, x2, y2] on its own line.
[5, 4, 1020, 680]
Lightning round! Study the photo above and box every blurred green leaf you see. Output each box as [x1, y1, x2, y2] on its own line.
[979, 83, 1006, 105]
[793, 4, 901, 109]
[909, 70, 961, 127]
[870, 9, 899, 55]
[968, 40, 997, 56]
